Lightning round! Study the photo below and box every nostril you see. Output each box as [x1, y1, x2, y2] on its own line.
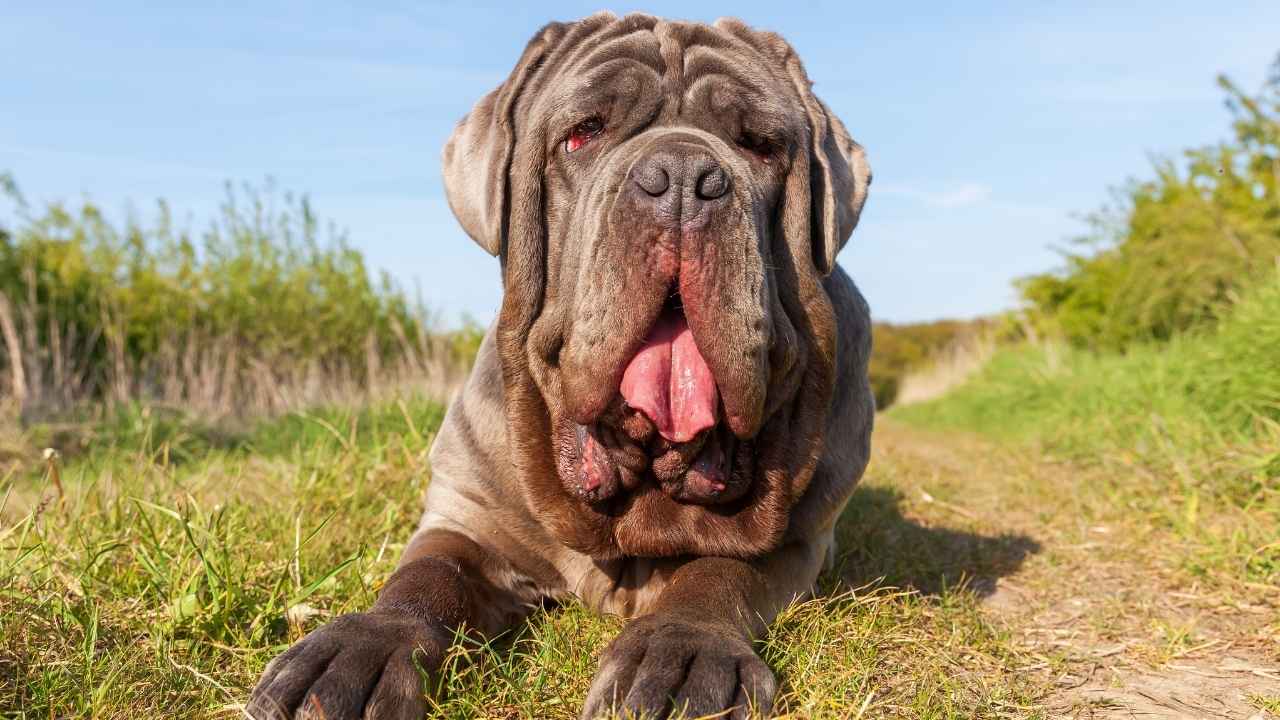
[634, 165, 670, 197]
[696, 166, 729, 200]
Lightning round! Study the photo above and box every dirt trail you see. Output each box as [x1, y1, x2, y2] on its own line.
[866, 422, 1280, 720]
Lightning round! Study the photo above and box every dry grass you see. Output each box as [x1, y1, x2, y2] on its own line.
[893, 334, 995, 406]
[0, 311, 473, 484]
[1, 177, 478, 428]
[1, 402, 1052, 719]
[2, 400, 1278, 718]
[0, 307, 470, 422]
[870, 421, 1280, 719]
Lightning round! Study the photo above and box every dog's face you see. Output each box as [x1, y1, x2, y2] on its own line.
[444, 14, 870, 559]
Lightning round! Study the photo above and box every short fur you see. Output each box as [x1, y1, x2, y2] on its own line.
[249, 13, 874, 720]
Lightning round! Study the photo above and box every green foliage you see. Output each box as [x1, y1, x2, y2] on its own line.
[870, 319, 988, 408]
[896, 275, 1280, 460]
[448, 316, 487, 368]
[894, 276, 1280, 583]
[24, 394, 450, 468]
[1, 397, 1043, 718]
[242, 396, 447, 458]
[0, 179, 443, 414]
[1, 395, 446, 716]
[1019, 55, 1280, 350]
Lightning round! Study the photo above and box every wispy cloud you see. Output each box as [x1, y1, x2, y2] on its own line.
[935, 183, 993, 208]
[876, 182, 993, 209]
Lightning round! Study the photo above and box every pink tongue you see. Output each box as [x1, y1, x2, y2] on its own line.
[620, 310, 719, 442]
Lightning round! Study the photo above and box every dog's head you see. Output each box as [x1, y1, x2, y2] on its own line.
[443, 14, 870, 559]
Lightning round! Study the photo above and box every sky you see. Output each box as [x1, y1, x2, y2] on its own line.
[3, 1, 1278, 326]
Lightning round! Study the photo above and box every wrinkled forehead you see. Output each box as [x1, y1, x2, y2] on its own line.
[532, 19, 801, 133]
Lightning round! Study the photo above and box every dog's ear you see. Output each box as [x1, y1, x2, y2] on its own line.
[720, 19, 871, 276]
[798, 92, 871, 276]
[442, 21, 570, 258]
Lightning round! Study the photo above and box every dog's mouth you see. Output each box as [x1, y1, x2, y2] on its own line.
[558, 295, 755, 507]
[619, 296, 718, 443]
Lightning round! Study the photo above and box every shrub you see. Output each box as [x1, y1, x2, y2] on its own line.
[0, 178, 467, 419]
[1019, 55, 1280, 350]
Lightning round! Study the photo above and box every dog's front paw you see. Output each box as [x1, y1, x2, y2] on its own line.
[581, 615, 776, 719]
[246, 609, 448, 720]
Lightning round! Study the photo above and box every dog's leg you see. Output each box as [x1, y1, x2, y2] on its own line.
[581, 539, 828, 720]
[247, 529, 529, 720]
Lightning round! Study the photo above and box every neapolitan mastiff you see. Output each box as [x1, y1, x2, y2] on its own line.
[249, 12, 873, 720]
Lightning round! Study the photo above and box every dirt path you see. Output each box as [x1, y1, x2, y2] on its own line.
[863, 421, 1280, 720]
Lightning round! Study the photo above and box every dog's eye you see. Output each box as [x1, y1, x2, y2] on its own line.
[565, 117, 605, 153]
[736, 132, 775, 162]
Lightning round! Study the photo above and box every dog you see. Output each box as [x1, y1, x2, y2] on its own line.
[248, 12, 873, 719]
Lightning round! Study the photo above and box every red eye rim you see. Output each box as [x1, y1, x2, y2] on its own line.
[566, 117, 605, 153]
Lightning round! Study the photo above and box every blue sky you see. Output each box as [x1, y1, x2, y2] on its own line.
[3, 1, 1278, 325]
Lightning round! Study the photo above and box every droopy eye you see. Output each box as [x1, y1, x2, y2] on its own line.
[565, 117, 605, 153]
[735, 132, 775, 162]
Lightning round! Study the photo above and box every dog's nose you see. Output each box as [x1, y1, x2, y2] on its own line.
[633, 162, 670, 197]
[629, 145, 731, 230]
[696, 164, 729, 200]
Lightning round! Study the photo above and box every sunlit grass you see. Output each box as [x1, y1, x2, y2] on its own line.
[1, 398, 440, 716]
[893, 278, 1280, 587]
[1, 402, 1048, 718]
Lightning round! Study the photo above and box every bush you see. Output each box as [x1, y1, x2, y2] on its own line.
[0, 177, 467, 418]
[1019, 55, 1280, 350]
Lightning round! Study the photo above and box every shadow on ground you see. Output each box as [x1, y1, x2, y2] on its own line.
[833, 485, 1041, 597]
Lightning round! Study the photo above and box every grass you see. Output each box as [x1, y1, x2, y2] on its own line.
[1, 176, 478, 422]
[1, 399, 443, 717]
[4, 396, 1277, 717]
[1253, 694, 1280, 716]
[5, 275, 1280, 716]
[893, 277, 1280, 588]
[1, 398, 1054, 719]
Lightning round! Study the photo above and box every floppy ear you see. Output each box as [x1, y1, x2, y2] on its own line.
[807, 96, 871, 275]
[441, 22, 569, 258]
[714, 18, 870, 275]
[783, 57, 872, 275]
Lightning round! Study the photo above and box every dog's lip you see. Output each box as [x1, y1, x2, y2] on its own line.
[570, 414, 745, 505]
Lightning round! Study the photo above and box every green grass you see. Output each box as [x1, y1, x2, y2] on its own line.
[12, 274, 1277, 716]
[893, 277, 1280, 586]
[1251, 693, 1280, 716]
[0, 398, 444, 717]
[0, 400, 1046, 719]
